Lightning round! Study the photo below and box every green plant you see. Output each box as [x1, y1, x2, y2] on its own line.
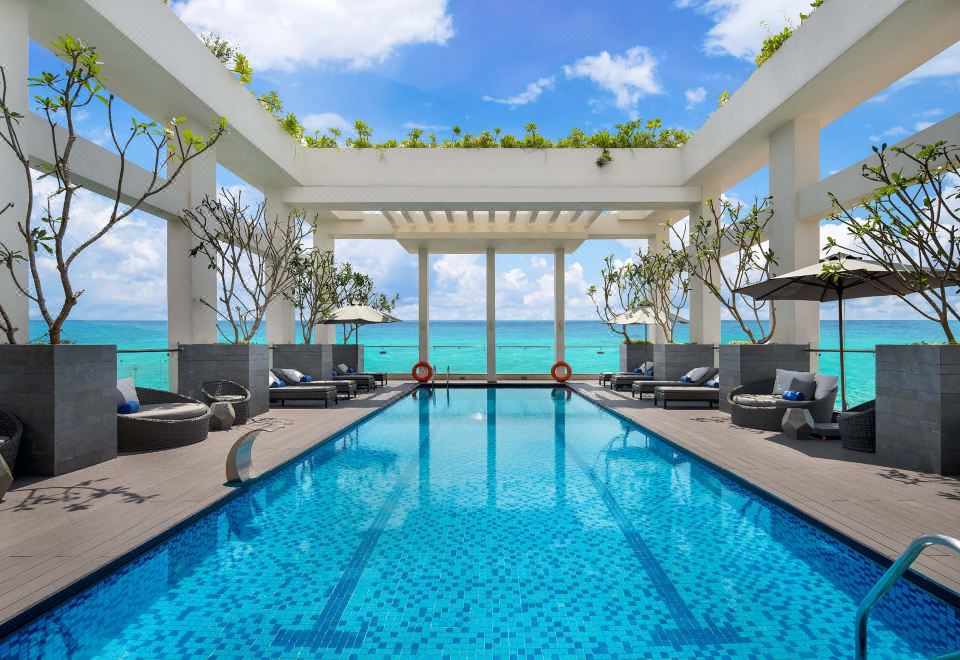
[587, 255, 650, 343]
[633, 245, 690, 343]
[671, 196, 778, 344]
[596, 148, 613, 167]
[754, 1, 826, 68]
[826, 141, 960, 344]
[717, 91, 729, 108]
[0, 36, 225, 344]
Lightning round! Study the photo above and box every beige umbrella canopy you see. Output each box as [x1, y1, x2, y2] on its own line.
[317, 305, 401, 344]
[609, 306, 688, 342]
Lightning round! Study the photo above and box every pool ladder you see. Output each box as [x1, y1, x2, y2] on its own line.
[856, 533, 960, 659]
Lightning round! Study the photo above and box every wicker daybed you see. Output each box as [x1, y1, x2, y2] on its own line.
[0, 411, 23, 472]
[201, 380, 252, 424]
[839, 400, 876, 452]
[117, 387, 210, 452]
[728, 377, 837, 432]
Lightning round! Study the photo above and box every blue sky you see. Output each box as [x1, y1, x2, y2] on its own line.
[23, 0, 960, 322]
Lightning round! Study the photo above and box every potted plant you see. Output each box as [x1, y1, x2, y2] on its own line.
[0, 37, 223, 475]
[176, 189, 307, 416]
[827, 141, 959, 474]
[673, 197, 809, 409]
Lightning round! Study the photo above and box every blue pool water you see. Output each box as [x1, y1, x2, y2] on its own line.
[2, 388, 958, 658]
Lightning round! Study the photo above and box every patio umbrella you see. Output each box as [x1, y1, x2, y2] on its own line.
[609, 306, 689, 341]
[318, 305, 401, 345]
[734, 254, 936, 411]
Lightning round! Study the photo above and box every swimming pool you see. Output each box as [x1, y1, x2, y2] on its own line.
[1, 387, 957, 658]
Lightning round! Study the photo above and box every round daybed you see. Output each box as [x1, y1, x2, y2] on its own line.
[728, 378, 837, 432]
[117, 387, 210, 452]
[0, 411, 23, 471]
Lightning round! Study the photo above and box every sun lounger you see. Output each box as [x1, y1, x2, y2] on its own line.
[609, 362, 655, 390]
[269, 384, 338, 408]
[272, 368, 357, 398]
[654, 386, 719, 409]
[631, 367, 719, 398]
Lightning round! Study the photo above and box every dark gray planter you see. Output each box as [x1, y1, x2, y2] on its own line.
[272, 344, 332, 380]
[876, 344, 960, 475]
[619, 343, 653, 372]
[330, 343, 364, 373]
[0, 344, 117, 476]
[718, 343, 810, 412]
[653, 344, 715, 382]
[177, 344, 270, 417]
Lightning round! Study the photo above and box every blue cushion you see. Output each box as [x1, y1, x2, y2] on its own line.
[706, 379, 719, 388]
[117, 401, 140, 414]
[782, 390, 805, 401]
[300, 375, 312, 382]
[347, 367, 355, 374]
[633, 367, 642, 374]
[646, 368, 654, 376]
[270, 381, 286, 388]
[332, 371, 338, 378]
[680, 376, 692, 383]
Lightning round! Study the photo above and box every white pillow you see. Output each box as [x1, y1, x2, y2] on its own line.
[684, 366, 711, 382]
[277, 368, 305, 383]
[337, 363, 350, 375]
[814, 373, 839, 400]
[773, 369, 814, 395]
[117, 377, 138, 404]
[268, 372, 282, 387]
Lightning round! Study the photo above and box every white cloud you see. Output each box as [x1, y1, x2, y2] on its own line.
[677, 0, 814, 60]
[899, 43, 960, 86]
[530, 256, 548, 270]
[301, 112, 351, 134]
[685, 86, 707, 108]
[915, 121, 935, 132]
[173, 0, 454, 70]
[563, 46, 662, 113]
[867, 125, 908, 143]
[483, 76, 555, 107]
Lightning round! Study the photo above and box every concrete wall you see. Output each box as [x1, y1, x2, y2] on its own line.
[272, 344, 332, 381]
[330, 344, 364, 373]
[719, 344, 810, 412]
[0, 345, 117, 476]
[876, 345, 960, 476]
[619, 343, 653, 372]
[653, 344, 715, 382]
[177, 344, 270, 417]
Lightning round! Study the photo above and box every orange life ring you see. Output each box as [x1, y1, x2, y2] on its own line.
[412, 361, 433, 383]
[551, 360, 572, 383]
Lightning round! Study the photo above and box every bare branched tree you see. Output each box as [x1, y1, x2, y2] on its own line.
[634, 244, 690, 343]
[0, 35, 225, 344]
[826, 142, 960, 343]
[587, 255, 650, 343]
[179, 189, 309, 344]
[672, 197, 778, 343]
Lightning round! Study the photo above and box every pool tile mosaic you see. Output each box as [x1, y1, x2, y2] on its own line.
[1, 387, 958, 658]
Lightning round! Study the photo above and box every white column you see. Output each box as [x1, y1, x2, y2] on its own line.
[311, 224, 335, 344]
[486, 248, 496, 381]
[0, 0, 30, 344]
[769, 119, 820, 366]
[687, 197, 721, 350]
[167, 145, 218, 387]
[649, 225, 671, 344]
[264, 187, 296, 346]
[554, 248, 565, 363]
[418, 248, 429, 365]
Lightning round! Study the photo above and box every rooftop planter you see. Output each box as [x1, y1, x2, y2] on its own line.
[620, 343, 653, 372]
[0, 345, 116, 476]
[875, 344, 960, 475]
[718, 344, 810, 412]
[271, 344, 332, 380]
[653, 344, 715, 382]
[177, 344, 270, 417]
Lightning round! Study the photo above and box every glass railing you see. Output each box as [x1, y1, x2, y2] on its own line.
[363, 345, 621, 375]
[117, 348, 176, 391]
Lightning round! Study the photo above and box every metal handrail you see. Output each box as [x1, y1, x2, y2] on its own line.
[117, 347, 181, 354]
[856, 533, 960, 659]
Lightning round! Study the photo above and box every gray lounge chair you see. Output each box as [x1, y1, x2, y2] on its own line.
[332, 365, 376, 392]
[269, 384, 338, 408]
[631, 367, 719, 398]
[272, 368, 357, 399]
[609, 361, 655, 391]
[654, 386, 719, 409]
[117, 387, 210, 452]
[728, 377, 837, 432]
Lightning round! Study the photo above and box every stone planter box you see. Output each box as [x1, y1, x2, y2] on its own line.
[0, 344, 117, 476]
[653, 344, 715, 382]
[876, 344, 960, 475]
[718, 343, 810, 412]
[619, 343, 653, 372]
[330, 343, 364, 373]
[177, 344, 270, 417]
[272, 344, 332, 380]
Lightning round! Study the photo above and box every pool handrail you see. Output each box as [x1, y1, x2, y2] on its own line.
[856, 533, 960, 659]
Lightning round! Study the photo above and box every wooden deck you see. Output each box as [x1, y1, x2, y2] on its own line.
[1, 380, 958, 635]
[572, 383, 960, 598]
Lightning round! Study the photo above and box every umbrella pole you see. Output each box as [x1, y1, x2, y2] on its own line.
[838, 293, 847, 412]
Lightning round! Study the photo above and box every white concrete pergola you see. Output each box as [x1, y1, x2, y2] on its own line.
[1, 0, 958, 383]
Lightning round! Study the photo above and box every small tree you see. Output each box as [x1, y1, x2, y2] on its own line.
[826, 141, 959, 343]
[284, 250, 398, 344]
[672, 197, 778, 344]
[587, 255, 650, 343]
[0, 36, 225, 344]
[634, 245, 690, 343]
[179, 189, 309, 344]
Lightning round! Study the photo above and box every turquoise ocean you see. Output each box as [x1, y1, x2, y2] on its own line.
[30, 318, 956, 407]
